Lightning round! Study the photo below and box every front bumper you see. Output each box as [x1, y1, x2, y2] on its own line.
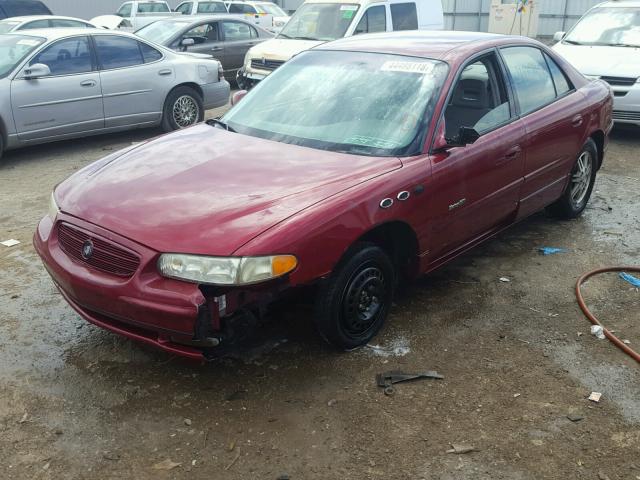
[611, 83, 640, 125]
[34, 214, 283, 360]
[237, 67, 267, 89]
[202, 79, 231, 110]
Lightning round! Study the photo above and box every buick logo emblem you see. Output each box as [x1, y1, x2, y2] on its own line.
[81, 240, 94, 260]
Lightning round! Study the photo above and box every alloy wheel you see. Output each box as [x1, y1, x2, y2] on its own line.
[570, 150, 593, 207]
[172, 95, 200, 128]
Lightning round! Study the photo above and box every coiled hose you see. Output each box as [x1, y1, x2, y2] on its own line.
[576, 267, 640, 363]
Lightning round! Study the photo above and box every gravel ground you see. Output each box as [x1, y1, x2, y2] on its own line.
[0, 111, 639, 479]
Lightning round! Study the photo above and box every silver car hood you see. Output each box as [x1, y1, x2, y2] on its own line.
[553, 43, 640, 78]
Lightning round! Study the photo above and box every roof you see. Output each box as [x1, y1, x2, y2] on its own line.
[4, 27, 139, 41]
[318, 30, 522, 60]
[0, 15, 92, 23]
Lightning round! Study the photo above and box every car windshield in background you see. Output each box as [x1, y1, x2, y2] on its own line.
[278, 3, 359, 41]
[0, 21, 20, 34]
[255, 3, 287, 16]
[564, 7, 640, 47]
[197, 2, 227, 13]
[138, 2, 170, 13]
[136, 20, 189, 43]
[223, 50, 448, 157]
[0, 35, 44, 78]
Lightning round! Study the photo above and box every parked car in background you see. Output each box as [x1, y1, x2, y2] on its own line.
[553, 1, 640, 127]
[175, 0, 228, 15]
[0, 16, 97, 34]
[113, 0, 181, 30]
[136, 15, 272, 82]
[226, 1, 290, 32]
[238, 0, 443, 88]
[35, 31, 612, 360]
[0, 0, 51, 19]
[0, 29, 229, 158]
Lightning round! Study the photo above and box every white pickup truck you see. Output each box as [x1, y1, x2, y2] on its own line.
[113, 1, 182, 30]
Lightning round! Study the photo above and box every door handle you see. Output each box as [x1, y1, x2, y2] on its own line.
[572, 114, 584, 127]
[158, 69, 172, 76]
[80, 80, 96, 87]
[210, 46, 223, 52]
[496, 145, 522, 166]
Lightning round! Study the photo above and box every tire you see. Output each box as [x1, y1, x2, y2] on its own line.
[161, 86, 204, 132]
[546, 138, 598, 219]
[314, 244, 395, 350]
[0, 133, 3, 161]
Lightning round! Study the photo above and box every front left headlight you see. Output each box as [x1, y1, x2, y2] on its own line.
[48, 192, 59, 221]
[158, 253, 297, 286]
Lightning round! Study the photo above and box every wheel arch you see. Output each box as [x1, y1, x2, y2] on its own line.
[171, 82, 204, 100]
[589, 129, 605, 170]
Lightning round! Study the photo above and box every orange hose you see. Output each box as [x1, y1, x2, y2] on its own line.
[576, 267, 640, 364]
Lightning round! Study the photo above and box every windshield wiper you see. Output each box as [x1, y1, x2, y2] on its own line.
[277, 32, 292, 39]
[563, 39, 583, 45]
[208, 118, 236, 133]
[607, 43, 639, 48]
[293, 36, 321, 41]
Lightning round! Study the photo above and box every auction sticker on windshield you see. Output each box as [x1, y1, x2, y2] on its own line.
[381, 61, 435, 75]
[17, 39, 41, 47]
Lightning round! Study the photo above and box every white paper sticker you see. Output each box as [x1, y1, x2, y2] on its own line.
[340, 5, 358, 10]
[16, 39, 40, 47]
[1, 239, 21, 247]
[381, 61, 435, 75]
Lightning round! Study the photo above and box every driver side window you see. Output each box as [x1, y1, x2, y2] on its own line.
[444, 54, 512, 140]
[354, 5, 386, 35]
[117, 3, 132, 17]
[176, 2, 193, 14]
[30, 36, 93, 76]
[184, 22, 219, 44]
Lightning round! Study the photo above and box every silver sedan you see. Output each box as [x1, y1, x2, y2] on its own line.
[0, 29, 230, 159]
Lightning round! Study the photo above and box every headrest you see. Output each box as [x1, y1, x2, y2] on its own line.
[452, 78, 489, 109]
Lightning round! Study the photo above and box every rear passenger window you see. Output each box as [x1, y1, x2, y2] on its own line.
[223, 21, 255, 41]
[354, 5, 386, 35]
[544, 53, 572, 97]
[229, 4, 254, 14]
[95, 35, 144, 69]
[390, 2, 418, 31]
[139, 42, 162, 63]
[51, 19, 91, 28]
[501, 46, 556, 114]
[21, 19, 50, 29]
[31, 36, 93, 75]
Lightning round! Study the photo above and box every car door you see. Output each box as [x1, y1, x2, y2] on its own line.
[499, 46, 588, 220]
[10, 35, 104, 142]
[94, 34, 172, 128]
[220, 20, 259, 75]
[427, 51, 526, 260]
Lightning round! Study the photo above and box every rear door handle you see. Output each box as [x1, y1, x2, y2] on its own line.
[158, 69, 172, 76]
[572, 114, 584, 127]
[496, 145, 522, 166]
[210, 46, 223, 52]
[80, 80, 96, 87]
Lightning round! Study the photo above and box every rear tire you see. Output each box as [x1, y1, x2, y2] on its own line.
[0, 133, 3, 161]
[314, 244, 395, 350]
[546, 138, 598, 219]
[161, 86, 204, 132]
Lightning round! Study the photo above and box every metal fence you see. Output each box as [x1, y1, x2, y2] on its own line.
[443, 0, 603, 37]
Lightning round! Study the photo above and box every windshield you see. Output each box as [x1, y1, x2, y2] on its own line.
[136, 20, 189, 43]
[278, 3, 359, 41]
[197, 2, 227, 13]
[0, 35, 45, 78]
[223, 50, 448, 157]
[138, 2, 170, 13]
[255, 3, 287, 16]
[564, 7, 640, 47]
[0, 21, 20, 34]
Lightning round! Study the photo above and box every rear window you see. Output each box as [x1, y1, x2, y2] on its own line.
[1, 0, 52, 17]
[137, 2, 170, 13]
[229, 4, 256, 14]
[391, 2, 418, 31]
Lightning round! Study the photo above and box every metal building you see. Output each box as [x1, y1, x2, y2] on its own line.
[443, 0, 603, 37]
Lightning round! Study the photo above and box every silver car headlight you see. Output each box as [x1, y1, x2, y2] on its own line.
[48, 192, 59, 221]
[158, 254, 297, 286]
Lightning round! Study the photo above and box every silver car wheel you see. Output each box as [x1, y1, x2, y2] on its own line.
[172, 95, 200, 128]
[570, 151, 593, 207]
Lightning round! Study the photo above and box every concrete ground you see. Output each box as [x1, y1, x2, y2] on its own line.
[0, 111, 638, 479]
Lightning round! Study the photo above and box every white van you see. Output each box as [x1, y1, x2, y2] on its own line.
[237, 0, 444, 87]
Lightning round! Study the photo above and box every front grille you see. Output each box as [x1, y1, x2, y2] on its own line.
[600, 76, 637, 86]
[251, 58, 285, 72]
[612, 110, 640, 122]
[57, 222, 140, 277]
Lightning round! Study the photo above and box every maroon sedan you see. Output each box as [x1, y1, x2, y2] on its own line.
[35, 31, 613, 360]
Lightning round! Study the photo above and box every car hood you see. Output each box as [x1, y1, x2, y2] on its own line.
[56, 124, 402, 256]
[553, 43, 640, 78]
[91, 15, 129, 30]
[247, 37, 324, 62]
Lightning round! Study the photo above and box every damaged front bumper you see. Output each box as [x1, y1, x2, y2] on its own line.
[34, 214, 285, 360]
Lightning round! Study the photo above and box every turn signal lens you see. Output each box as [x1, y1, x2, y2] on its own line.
[272, 255, 297, 276]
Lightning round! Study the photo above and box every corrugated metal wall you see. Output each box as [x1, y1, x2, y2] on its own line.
[41, 0, 184, 19]
[443, 0, 603, 37]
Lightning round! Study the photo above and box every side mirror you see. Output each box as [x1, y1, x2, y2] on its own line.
[436, 126, 480, 150]
[553, 31, 566, 42]
[231, 90, 248, 106]
[181, 37, 195, 50]
[22, 63, 51, 79]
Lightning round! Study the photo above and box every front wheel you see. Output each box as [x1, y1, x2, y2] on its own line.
[161, 86, 204, 132]
[314, 244, 395, 350]
[546, 138, 598, 219]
